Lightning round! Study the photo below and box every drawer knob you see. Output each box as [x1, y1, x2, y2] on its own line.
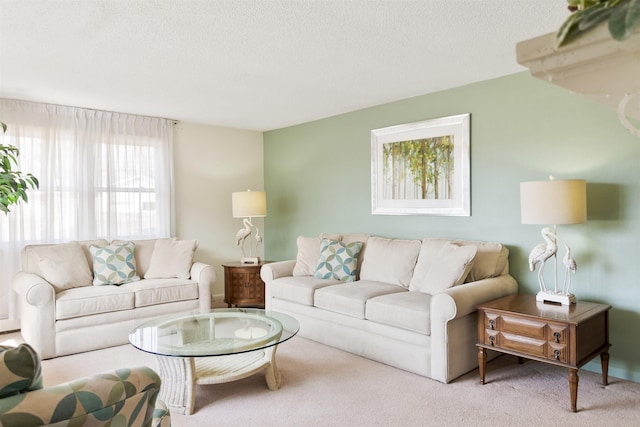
[554, 349, 561, 360]
[489, 335, 495, 346]
[489, 319, 495, 330]
[554, 332, 561, 343]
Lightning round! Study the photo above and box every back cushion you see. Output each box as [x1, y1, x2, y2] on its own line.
[425, 238, 507, 282]
[409, 240, 477, 294]
[112, 237, 176, 277]
[22, 241, 95, 291]
[359, 236, 421, 288]
[22, 239, 108, 275]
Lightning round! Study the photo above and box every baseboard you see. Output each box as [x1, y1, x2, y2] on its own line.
[0, 319, 20, 334]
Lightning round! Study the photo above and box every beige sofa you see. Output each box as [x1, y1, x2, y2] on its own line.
[261, 234, 518, 383]
[12, 238, 214, 359]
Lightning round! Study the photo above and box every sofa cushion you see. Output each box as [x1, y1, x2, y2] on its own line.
[314, 238, 363, 282]
[366, 291, 431, 335]
[122, 278, 199, 307]
[90, 241, 141, 286]
[314, 280, 406, 319]
[55, 285, 135, 320]
[0, 344, 43, 399]
[462, 242, 508, 282]
[292, 234, 341, 276]
[270, 276, 342, 306]
[112, 238, 176, 277]
[359, 237, 421, 288]
[145, 239, 197, 279]
[409, 240, 477, 294]
[27, 241, 93, 291]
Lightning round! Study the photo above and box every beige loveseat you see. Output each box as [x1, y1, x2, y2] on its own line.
[261, 234, 518, 383]
[12, 238, 214, 359]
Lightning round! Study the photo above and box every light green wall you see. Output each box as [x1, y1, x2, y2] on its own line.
[263, 72, 640, 382]
[173, 122, 264, 299]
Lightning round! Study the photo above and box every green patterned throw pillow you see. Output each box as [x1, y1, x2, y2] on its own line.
[0, 344, 43, 399]
[314, 238, 363, 282]
[90, 241, 140, 286]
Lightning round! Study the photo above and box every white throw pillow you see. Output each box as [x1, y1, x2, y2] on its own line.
[410, 240, 477, 294]
[359, 236, 421, 288]
[144, 239, 198, 279]
[31, 241, 93, 291]
[112, 237, 176, 277]
[293, 234, 342, 276]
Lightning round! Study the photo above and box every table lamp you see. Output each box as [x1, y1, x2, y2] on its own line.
[232, 190, 267, 264]
[520, 177, 587, 305]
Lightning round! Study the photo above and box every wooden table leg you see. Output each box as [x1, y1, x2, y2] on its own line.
[568, 368, 579, 412]
[478, 347, 486, 385]
[600, 351, 609, 386]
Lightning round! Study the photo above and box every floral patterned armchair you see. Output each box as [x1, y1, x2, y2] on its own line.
[0, 343, 170, 427]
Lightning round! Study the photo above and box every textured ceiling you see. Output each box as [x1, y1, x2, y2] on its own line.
[0, 1, 568, 131]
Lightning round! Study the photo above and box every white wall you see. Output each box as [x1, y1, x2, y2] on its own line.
[173, 122, 263, 300]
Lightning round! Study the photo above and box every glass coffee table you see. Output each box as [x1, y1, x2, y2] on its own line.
[129, 308, 299, 415]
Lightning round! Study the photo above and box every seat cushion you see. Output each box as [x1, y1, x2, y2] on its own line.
[270, 276, 342, 306]
[314, 280, 406, 319]
[121, 278, 199, 307]
[366, 291, 432, 335]
[55, 286, 134, 320]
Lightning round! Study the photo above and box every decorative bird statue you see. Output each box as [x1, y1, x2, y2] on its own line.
[561, 240, 577, 295]
[235, 218, 254, 258]
[528, 227, 558, 292]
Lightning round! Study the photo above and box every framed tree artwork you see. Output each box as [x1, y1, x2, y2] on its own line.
[371, 114, 470, 216]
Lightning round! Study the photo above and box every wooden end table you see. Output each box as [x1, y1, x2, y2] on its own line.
[223, 261, 271, 308]
[476, 294, 611, 412]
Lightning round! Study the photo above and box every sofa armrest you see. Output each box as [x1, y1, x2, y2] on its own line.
[12, 271, 55, 307]
[430, 274, 518, 383]
[12, 272, 57, 359]
[190, 262, 215, 311]
[261, 260, 296, 284]
[431, 274, 518, 323]
[0, 366, 166, 427]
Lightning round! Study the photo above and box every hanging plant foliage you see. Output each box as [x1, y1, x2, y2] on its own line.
[557, 0, 640, 47]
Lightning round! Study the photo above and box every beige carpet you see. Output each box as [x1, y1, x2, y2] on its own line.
[2, 332, 639, 426]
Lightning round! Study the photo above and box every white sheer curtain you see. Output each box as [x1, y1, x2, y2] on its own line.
[0, 98, 174, 320]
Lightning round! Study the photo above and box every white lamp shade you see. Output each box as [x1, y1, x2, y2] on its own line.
[232, 191, 267, 218]
[520, 180, 587, 225]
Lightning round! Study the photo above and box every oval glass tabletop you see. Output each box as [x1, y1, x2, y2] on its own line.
[129, 308, 299, 357]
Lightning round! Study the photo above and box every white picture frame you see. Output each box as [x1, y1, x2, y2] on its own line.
[371, 113, 470, 216]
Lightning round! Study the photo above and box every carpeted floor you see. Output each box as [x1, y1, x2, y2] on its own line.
[2, 332, 639, 426]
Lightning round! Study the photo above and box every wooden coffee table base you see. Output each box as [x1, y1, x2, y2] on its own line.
[156, 345, 281, 415]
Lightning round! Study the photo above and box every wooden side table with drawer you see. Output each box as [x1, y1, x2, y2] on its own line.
[223, 261, 270, 308]
[476, 294, 611, 412]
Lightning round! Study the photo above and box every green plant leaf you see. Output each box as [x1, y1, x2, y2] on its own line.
[579, 5, 614, 31]
[609, 0, 640, 40]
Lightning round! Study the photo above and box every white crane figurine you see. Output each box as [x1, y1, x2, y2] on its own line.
[528, 227, 558, 293]
[235, 218, 261, 264]
[528, 227, 577, 305]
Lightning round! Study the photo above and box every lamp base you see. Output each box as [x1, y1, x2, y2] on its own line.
[536, 290, 576, 305]
[241, 256, 260, 264]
